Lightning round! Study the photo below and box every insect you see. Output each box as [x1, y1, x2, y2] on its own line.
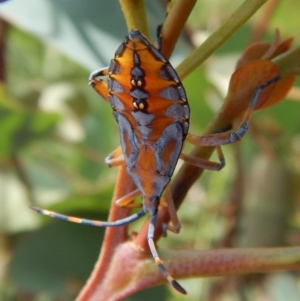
[31, 27, 280, 294]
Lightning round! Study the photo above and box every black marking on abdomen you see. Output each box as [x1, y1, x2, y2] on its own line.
[108, 78, 123, 93]
[115, 39, 127, 57]
[160, 63, 180, 82]
[109, 59, 121, 75]
[117, 113, 140, 168]
[130, 52, 145, 88]
[131, 110, 155, 139]
[153, 122, 185, 176]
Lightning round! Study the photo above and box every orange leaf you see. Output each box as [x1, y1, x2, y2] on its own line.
[236, 29, 293, 68]
[219, 59, 279, 123]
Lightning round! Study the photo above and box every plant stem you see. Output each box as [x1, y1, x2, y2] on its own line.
[118, 0, 150, 38]
[176, 0, 268, 79]
[273, 45, 300, 77]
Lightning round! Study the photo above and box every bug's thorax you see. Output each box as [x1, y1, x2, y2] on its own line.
[108, 31, 190, 141]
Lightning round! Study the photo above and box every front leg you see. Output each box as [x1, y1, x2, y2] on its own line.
[105, 146, 124, 167]
[89, 67, 110, 102]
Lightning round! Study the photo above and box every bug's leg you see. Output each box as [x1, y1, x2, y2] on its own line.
[161, 185, 181, 236]
[116, 189, 142, 209]
[30, 205, 146, 227]
[156, 24, 163, 51]
[105, 146, 124, 167]
[89, 67, 109, 81]
[89, 67, 110, 102]
[180, 145, 225, 171]
[187, 75, 281, 146]
[147, 197, 186, 295]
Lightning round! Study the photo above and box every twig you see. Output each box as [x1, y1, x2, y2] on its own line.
[161, 0, 197, 58]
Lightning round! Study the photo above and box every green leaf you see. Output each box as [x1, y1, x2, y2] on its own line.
[0, 87, 60, 159]
[9, 220, 104, 296]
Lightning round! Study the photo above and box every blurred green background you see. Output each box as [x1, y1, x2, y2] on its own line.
[0, 0, 300, 300]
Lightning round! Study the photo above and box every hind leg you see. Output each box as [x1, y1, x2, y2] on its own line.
[147, 197, 186, 295]
[186, 75, 281, 147]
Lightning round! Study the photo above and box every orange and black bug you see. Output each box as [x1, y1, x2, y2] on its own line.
[31, 27, 281, 294]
